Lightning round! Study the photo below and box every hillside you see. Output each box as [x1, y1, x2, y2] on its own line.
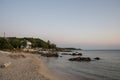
[0, 37, 56, 50]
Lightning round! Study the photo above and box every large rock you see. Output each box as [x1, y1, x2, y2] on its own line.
[94, 57, 100, 60]
[41, 53, 59, 57]
[71, 53, 82, 56]
[69, 57, 91, 62]
[61, 52, 82, 56]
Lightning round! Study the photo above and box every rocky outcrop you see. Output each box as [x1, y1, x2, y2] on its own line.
[71, 53, 82, 56]
[41, 53, 59, 57]
[61, 52, 82, 56]
[69, 57, 91, 62]
[94, 57, 100, 60]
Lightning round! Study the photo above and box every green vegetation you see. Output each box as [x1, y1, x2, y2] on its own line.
[8, 37, 21, 48]
[0, 37, 13, 49]
[0, 37, 57, 50]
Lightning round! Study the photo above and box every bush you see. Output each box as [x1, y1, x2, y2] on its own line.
[0, 38, 13, 49]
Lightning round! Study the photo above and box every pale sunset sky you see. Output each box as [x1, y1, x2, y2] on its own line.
[0, 0, 120, 49]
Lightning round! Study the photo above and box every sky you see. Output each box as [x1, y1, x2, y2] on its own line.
[0, 0, 120, 49]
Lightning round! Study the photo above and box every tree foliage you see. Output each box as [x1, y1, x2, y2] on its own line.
[0, 37, 57, 50]
[0, 38, 13, 49]
[8, 37, 21, 48]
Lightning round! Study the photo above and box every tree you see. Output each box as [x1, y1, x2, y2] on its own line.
[21, 40, 27, 48]
[47, 40, 51, 48]
[8, 38, 21, 48]
[50, 43, 56, 49]
[0, 37, 57, 50]
[0, 38, 13, 49]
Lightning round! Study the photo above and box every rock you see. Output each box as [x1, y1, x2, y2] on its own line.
[60, 56, 63, 57]
[41, 53, 59, 57]
[94, 57, 100, 60]
[71, 53, 82, 56]
[69, 57, 91, 62]
[0, 62, 11, 68]
[61, 52, 82, 56]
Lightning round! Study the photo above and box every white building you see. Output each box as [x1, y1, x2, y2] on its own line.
[26, 41, 32, 49]
[21, 40, 32, 49]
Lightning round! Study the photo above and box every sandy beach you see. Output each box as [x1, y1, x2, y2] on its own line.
[0, 50, 59, 80]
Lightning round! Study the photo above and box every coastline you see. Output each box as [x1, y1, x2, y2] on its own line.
[0, 50, 60, 80]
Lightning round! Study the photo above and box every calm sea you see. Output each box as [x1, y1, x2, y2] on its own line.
[41, 50, 120, 80]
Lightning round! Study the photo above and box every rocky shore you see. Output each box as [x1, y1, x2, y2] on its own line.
[0, 50, 59, 80]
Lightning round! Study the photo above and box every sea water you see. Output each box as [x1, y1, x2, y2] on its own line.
[41, 50, 120, 80]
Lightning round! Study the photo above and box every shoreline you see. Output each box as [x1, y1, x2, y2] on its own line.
[0, 50, 60, 80]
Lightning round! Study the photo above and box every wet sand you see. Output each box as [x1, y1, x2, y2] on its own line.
[0, 50, 59, 80]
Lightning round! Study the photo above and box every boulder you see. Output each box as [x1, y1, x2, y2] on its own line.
[60, 56, 63, 57]
[41, 53, 59, 57]
[69, 57, 91, 62]
[61, 52, 82, 56]
[94, 57, 100, 60]
[71, 53, 82, 56]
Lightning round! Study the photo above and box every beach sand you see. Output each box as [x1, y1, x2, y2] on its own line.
[0, 51, 60, 80]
